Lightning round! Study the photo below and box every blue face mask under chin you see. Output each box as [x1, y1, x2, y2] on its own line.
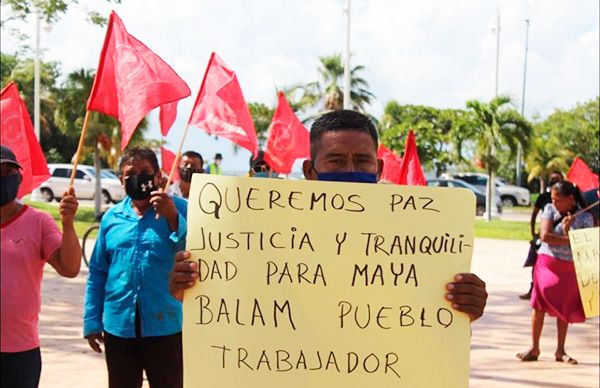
[316, 171, 378, 184]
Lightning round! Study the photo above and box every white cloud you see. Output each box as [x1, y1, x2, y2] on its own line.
[1, 0, 598, 172]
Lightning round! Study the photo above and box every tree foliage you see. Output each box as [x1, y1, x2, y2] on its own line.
[1, 0, 121, 27]
[527, 97, 599, 180]
[248, 102, 274, 150]
[286, 53, 374, 116]
[378, 102, 475, 175]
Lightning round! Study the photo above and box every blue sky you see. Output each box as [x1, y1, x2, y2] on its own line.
[2, 0, 598, 174]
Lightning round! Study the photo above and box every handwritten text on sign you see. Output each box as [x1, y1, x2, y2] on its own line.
[183, 175, 475, 387]
[569, 227, 599, 318]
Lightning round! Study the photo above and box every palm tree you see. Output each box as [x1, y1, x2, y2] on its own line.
[526, 136, 570, 192]
[466, 96, 532, 221]
[286, 54, 374, 117]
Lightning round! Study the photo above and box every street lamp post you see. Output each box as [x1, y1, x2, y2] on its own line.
[516, 19, 530, 187]
[343, 0, 351, 109]
[34, 12, 41, 141]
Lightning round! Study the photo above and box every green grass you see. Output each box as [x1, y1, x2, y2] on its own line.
[25, 200, 531, 242]
[474, 219, 530, 241]
[25, 200, 98, 237]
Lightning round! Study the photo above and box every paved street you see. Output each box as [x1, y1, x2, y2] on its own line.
[38, 238, 599, 387]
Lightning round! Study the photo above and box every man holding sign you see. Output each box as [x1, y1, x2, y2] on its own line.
[170, 111, 487, 386]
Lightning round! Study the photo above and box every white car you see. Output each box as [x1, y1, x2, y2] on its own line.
[39, 164, 125, 204]
[495, 177, 531, 207]
[442, 172, 531, 207]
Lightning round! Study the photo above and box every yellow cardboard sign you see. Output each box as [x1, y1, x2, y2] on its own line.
[183, 175, 475, 387]
[569, 227, 600, 318]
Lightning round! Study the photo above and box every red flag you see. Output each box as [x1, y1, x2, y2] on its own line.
[159, 101, 178, 136]
[398, 130, 426, 186]
[160, 146, 179, 182]
[188, 53, 258, 156]
[567, 157, 598, 191]
[377, 144, 402, 184]
[87, 11, 191, 150]
[263, 92, 309, 174]
[0, 82, 50, 198]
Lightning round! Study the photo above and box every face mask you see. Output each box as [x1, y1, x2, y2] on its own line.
[1, 174, 20, 206]
[316, 171, 378, 184]
[253, 172, 272, 178]
[124, 173, 156, 200]
[178, 167, 193, 183]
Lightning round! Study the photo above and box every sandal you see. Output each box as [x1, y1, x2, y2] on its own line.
[516, 351, 539, 362]
[555, 354, 578, 365]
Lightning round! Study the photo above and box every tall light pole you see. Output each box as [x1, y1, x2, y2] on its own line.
[516, 19, 530, 187]
[343, 0, 351, 109]
[34, 12, 41, 141]
[486, 8, 501, 222]
[494, 11, 501, 97]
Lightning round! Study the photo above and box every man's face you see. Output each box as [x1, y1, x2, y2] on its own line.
[0, 163, 20, 178]
[302, 130, 383, 181]
[120, 159, 160, 189]
[180, 155, 204, 172]
[548, 173, 563, 187]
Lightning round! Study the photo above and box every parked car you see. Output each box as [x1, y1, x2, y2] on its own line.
[442, 172, 530, 207]
[39, 164, 125, 204]
[427, 178, 503, 216]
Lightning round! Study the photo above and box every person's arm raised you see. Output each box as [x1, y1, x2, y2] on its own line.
[48, 188, 82, 278]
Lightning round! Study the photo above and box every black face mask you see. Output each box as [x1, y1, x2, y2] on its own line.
[1, 174, 20, 206]
[178, 167, 202, 183]
[124, 174, 156, 200]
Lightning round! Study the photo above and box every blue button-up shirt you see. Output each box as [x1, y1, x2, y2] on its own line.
[83, 195, 187, 338]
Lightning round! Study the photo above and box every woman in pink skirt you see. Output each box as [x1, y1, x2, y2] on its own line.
[517, 181, 594, 365]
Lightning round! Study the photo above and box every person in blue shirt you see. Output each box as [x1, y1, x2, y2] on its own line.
[84, 147, 187, 388]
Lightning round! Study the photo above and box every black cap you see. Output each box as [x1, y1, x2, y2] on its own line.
[0, 145, 23, 169]
[215, 153, 223, 160]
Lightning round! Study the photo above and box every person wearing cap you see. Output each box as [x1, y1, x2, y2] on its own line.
[1, 145, 82, 388]
[248, 150, 278, 178]
[205, 153, 223, 175]
[168, 150, 204, 199]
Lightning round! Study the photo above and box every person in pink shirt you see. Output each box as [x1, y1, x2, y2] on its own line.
[0, 145, 82, 388]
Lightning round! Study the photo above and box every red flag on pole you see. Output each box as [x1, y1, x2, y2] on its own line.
[263, 92, 309, 174]
[159, 101, 178, 136]
[0, 82, 50, 198]
[377, 144, 402, 184]
[160, 146, 179, 182]
[87, 11, 191, 150]
[398, 130, 426, 186]
[188, 53, 258, 156]
[567, 157, 599, 191]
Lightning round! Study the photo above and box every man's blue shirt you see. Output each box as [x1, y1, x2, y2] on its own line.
[83, 195, 187, 338]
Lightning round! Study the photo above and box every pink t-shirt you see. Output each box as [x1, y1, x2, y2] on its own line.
[1, 205, 62, 352]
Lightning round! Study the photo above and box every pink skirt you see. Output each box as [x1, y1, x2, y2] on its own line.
[531, 254, 586, 323]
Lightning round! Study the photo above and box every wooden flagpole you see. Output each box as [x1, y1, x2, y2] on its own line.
[68, 110, 92, 189]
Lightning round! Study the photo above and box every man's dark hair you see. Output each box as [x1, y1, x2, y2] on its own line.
[119, 147, 159, 174]
[550, 171, 564, 178]
[182, 150, 203, 165]
[309, 110, 378, 159]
